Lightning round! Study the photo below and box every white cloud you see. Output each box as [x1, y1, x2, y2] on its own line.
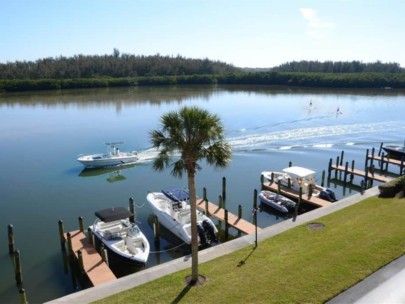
[299, 8, 335, 39]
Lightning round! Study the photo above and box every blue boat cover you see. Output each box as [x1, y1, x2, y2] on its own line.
[162, 188, 189, 202]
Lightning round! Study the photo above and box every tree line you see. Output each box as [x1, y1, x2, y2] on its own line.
[0, 49, 239, 80]
[271, 60, 404, 73]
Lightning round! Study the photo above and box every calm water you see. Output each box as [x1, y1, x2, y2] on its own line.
[1, 85, 405, 303]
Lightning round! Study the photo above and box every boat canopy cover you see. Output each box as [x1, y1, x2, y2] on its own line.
[95, 207, 133, 222]
[283, 166, 316, 178]
[162, 188, 189, 202]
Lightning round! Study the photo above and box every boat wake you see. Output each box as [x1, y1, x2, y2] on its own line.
[227, 121, 405, 152]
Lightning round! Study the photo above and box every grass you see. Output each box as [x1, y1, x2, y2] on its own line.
[95, 196, 405, 304]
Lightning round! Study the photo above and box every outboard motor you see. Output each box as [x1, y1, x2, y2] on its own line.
[325, 188, 337, 202]
[319, 189, 337, 202]
[203, 220, 218, 243]
[197, 223, 207, 246]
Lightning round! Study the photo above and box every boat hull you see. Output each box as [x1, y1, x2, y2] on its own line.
[258, 190, 295, 213]
[77, 153, 139, 169]
[382, 146, 405, 159]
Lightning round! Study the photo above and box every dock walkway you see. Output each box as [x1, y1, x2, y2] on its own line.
[261, 182, 332, 208]
[330, 164, 394, 183]
[66, 230, 116, 286]
[196, 199, 261, 235]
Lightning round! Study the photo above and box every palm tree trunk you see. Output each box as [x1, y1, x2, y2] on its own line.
[187, 171, 199, 282]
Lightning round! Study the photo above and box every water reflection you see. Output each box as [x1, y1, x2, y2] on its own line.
[78, 165, 136, 183]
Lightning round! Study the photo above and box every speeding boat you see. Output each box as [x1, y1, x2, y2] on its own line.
[77, 142, 138, 169]
[90, 207, 150, 265]
[261, 166, 337, 202]
[259, 190, 296, 213]
[382, 141, 405, 159]
[146, 188, 218, 246]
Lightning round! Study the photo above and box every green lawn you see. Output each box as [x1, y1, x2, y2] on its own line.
[96, 197, 405, 304]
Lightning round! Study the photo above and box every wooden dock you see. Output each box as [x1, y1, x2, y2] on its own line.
[330, 164, 394, 183]
[66, 230, 116, 286]
[261, 182, 332, 208]
[196, 199, 261, 235]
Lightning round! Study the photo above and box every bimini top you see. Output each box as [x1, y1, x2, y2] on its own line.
[162, 188, 189, 202]
[95, 207, 133, 222]
[282, 166, 316, 178]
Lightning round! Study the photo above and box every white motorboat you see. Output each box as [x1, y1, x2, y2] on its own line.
[258, 190, 296, 213]
[146, 188, 218, 246]
[261, 166, 337, 202]
[90, 207, 150, 265]
[382, 141, 405, 159]
[77, 142, 139, 169]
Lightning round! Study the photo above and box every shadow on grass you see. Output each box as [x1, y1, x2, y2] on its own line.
[237, 246, 256, 267]
[171, 284, 192, 304]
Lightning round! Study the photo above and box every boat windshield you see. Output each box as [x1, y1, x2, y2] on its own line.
[128, 226, 140, 237]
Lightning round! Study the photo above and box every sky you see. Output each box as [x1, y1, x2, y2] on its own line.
[1, 0, 404, 68]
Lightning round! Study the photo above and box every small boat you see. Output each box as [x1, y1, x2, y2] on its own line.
[259, 190, 296, 213]
[90, 207, 150, 265]
[382, 141, 405, 159]
[261, 166, 337, 202]
[77, 142, 139, 169]
[146, 188, 218, 246]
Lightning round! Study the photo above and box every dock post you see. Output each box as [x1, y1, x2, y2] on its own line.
[224, 209, 229, 240]
[153, 215, 160, 242]
[77, 250, 85, 274]
[370, 148, 375, 168]
[129, 197, 135, 223]
[288, 177, 291, 188]
[218, 195, 223, 209]
[100, 244, 109, 266]
[14, 250, 22, 286]
[253, 189, 258, 210]
[289, 161, 292, 167]
[378, 142, 383, 156]
[271, 172, 274, 184]
[321, 170, 325, 187]
[260, 174, 264, 186]
[335, 156, 340, 179]
[350, 160, 355, 182]
[380, 152, 385, 170]
[8, 224, 15, 255]
[87, 227, 93, 245]
[364, 167, 369, 188]
[328, 158, 332, 180]
[299, 187, 303, 202]
[58, 220, 66, 250]
[222, 177, 227, 207]
[340, 151, 344, 166]
[364, 149, 369, 172]
[400, 156, 404, 175]
[343, 161, 349, 184]
[203, 187, 207, 201]
[78, 216, 84, 233]
[67, 232, 72, 254]
[19, 288, 27, 304]
[238, 204, 242, 219]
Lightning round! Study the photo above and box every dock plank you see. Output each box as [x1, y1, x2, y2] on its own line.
[261, 183, 332, 208]
[66, 230, 116, 286]
[330, 164, 394, 183]
[196, 199, 261, 235]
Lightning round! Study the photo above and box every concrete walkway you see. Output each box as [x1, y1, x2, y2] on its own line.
[46, 187, 404, 303]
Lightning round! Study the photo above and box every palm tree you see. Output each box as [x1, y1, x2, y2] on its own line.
[149, 106, 232, 283]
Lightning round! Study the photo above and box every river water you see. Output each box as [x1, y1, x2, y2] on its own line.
[1, 85, 404, 303]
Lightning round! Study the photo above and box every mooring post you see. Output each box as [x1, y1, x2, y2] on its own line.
[8, 224, 15, 255]
[328, 158, 332, 179]
[238, 204, 242, 219]
[253, 189, 258, 211]
[222, 177, 226, 207]
[14, 250, 22, 286]
[400, 155, 404, 175]
[78, 216, 84, 233]
[203, 187, 209, 215]
[58, 220, 65, 250]
[380, 152, 385, 170]
[343, 161, 349, 184]
[288, 177, 291, 188]
[260, 174, 264, 186]
[378, 142, 383, 156]
[364, 167, 369, 187]
[67, 232, 72, 254]
[271, 172, 274, 184]
[321, 170, 325, 187]
[87, 227, 93, 245]
[218, 195, 223, 209]
[351, 160, 355, 182]
[365, 149, 369, 172]
[100, 244, 109, 266]
[77, 250, 85, 274]
[370, 147, 375, 168]
[340, 150, 344, 166]
[299, 187, 303, 202]
[288, 161, 292, 167]
[153, 215, 160, 242]
[335, 156, 340, 179]
[129, 197, 135, 223]
[224, 209, 229, 240]
[19, 288, 27, 304]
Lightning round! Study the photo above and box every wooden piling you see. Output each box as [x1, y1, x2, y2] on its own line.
[19, 288, 28, 304]
[100, 244, 109, 266]
[238, 204, 242, 219]
[365, 149, 369, 171]
[14, 250, 22, 286]
[87, 227, 93, 245]
[380, 152, 385, 170]
[58, 220, 66, 250]
[299, 187, 303, 202]
[129, 197, 135, 223]
[288, 161, 292, 167]
[340, 150, 344, 166]
[253, 189, 258, 209]
[370, 148, 375, 168]
[400, 156, 404, 175]
[67, 232, 72, 254]
[321, 170, 325, 187]
[343, 161, 349, 184]
[260, 174, 264, 185]
[8, 224, 15, 255]
[219, 195, 223, 209]
[287, 177, 291, 188]
[328, 158, 332, 179]
[351, 160, 355, 182]
[222, 177, 227, 207]
[335, 156, 340, 179]
[153, 215, 160, 242]
[224, 209, 229, 240]
[77, 250, 85, 274]
[78, 217, 84, 233]
[378, 142, 383, 156]
[271, 172, 274, 184]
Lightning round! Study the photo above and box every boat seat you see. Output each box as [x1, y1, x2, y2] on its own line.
[126, 237, 144, 255]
